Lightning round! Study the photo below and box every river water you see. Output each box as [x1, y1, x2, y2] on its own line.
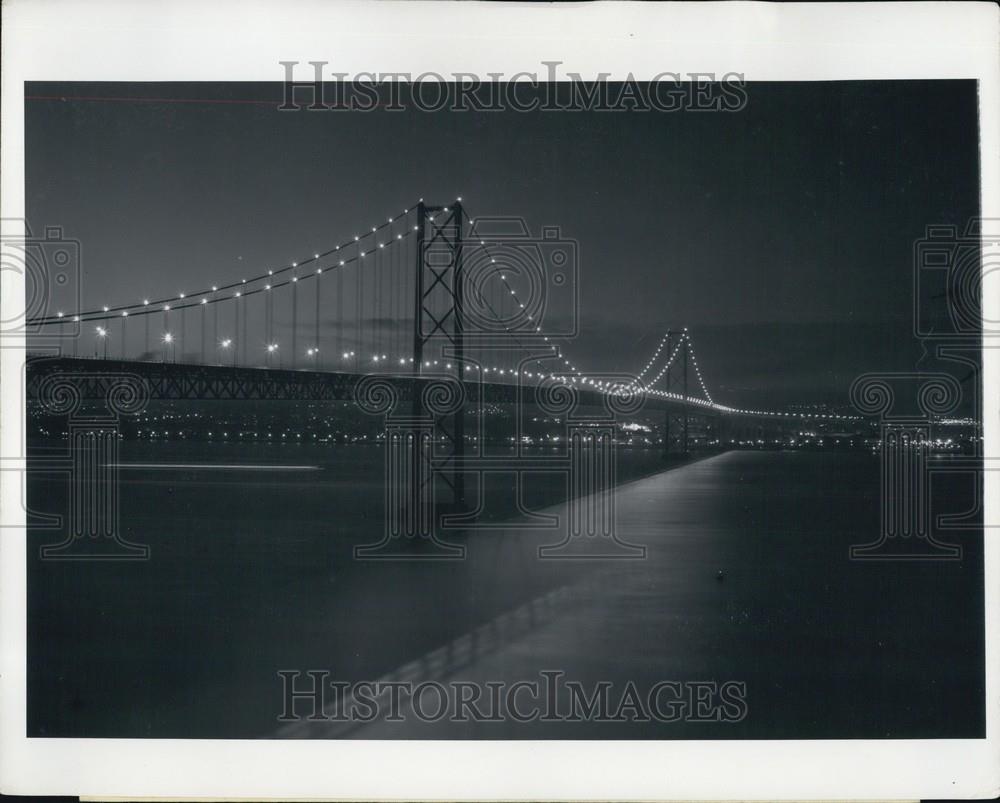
[27, 443, 984, 739]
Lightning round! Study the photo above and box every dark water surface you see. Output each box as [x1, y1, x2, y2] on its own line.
[27, 444, 984, 739]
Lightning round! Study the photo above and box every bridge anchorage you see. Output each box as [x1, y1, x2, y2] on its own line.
[25, 196, 863, 561]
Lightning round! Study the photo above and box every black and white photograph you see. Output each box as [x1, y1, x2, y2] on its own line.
[2, 1, 998, 800]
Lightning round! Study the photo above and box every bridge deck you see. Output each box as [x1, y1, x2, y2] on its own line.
[26, 355, 717, 414]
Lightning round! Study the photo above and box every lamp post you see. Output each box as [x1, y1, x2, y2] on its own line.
[121, 311, 128, 360]
[220, 338, 234, 367]
[96, 326, 108, 359]
[162, 332, 174, 363]
[341, 350, 355, 371]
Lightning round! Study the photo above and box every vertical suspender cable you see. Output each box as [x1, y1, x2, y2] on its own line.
[292, 270, 298, 369]
[315, 267, 321, 369]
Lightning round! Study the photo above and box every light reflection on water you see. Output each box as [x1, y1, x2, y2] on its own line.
[27, 444, 984, 740]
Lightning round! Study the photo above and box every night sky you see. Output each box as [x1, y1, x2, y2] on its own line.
[26, 80, 980, 409]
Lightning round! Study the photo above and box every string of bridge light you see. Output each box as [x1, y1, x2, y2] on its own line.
[684, 334, 715, 404]
[634, 333, 687, 392]
[456, 266, 861, 421]
[477, 251, 710, 402]
[45, 200, 611, 389]
[57, 200, 542, 375]
[707, 401, 859, 420]
[335, 203, 544, 379]
[624, 328, 712, 404]
[475, 244, 722, 406]
[45, 195, 861, 422]
[643, 368, 858, 419]
[347, 351, 579, 382]
[473, 238, 680, 396]
[462, 220, 571, 379]
[31, 200, 451, 326]
[482, 270, 604, 387]
[633, 330, 673, 382]
[464, 209, 678, 390]
[363, 243, 859, 419]
[638, 331, 717, 406]
[468, 235, 707, 399]
[467, 227, 622, 386]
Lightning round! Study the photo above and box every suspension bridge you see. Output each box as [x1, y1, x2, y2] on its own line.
[23, 197, 869, 559]
[25, 197, 854, 425]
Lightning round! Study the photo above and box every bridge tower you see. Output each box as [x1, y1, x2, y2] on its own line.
[411, 201, 466, 509]
[662, 330, 690, 458]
